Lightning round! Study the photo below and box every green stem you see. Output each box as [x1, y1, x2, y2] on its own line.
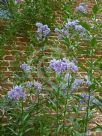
[19, 99, 24, 136]
[56, 87, 59, 136]
[94, 0, 98, 4]
[85, 43, 94, 133]
[63, 75, 70, 135]
[56, 74, 61, 136]
[85, 89, 91, 133]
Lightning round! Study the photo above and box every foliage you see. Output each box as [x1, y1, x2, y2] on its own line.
[0, 0, 102, 136]
[0, 0, 62, 45]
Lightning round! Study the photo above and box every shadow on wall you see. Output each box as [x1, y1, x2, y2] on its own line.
[0, 0, 10, 19]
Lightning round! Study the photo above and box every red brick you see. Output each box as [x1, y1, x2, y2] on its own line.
[0, 67, 7, 71]
[96, 132, 102, 136]
[4, 50, 12, 55]
[16, 37, 27, 42]
[3, 61, 10, 67]
[16, 46, 26, 50]
[4, 45, 12, 50]
[4, 55, 14, 60]
[4, 72, 13, 77]
[91, 132, 96, 136]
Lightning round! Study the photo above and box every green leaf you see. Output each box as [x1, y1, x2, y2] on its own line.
[8, 127, 18, 135]
[79, 63, 88, 72]
[74, 131, 82, 136]
[0, 49, 5, 58]
[25, 128, 33, 133]
[92, 5, 98, 14]
[23, 113, 30, 122]
[56, 124, 63, 133]
[93, 58, 102, 66]
[92, 123, 102, 132]
[99, 63, 102, 71]
[91, 37, 97, 46]
[80, 22, 90, 31]
[72, 106, 79, 114]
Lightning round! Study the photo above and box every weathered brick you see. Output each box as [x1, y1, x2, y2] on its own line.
[96, 132, 102, 136]
[0, 67, 7, 71]
[0, 1, 102, 135]
[3, 61, 10, 67]
[4, 55, 14, 60]
[4, 72, 13, 77]
[91, 132, 96, 136]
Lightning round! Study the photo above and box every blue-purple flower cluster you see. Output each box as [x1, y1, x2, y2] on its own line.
[80, 93, 102, 107]
[65, 20, 78, 28]
[7, 85, 25, 100]
[54, 28, 69, 39]
[80, 93, 88, 104]
[26, 81, 42, 91]
[75, 25, 86, 32]
[86, 79, 92, 86]
[34, 81, 42, 91]
[36, 22, 50, 40]
[72, 79, 84, 90]
[26, 81, 33, 88]
[49, 58, 78, 73]
[55, 19, 87, 39]
[20, 63, 31, 72]
[76, 3, 87, 13]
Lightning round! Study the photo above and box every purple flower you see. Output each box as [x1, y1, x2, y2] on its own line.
[49, 58, 68, 73]
[49, 58, 78, 73]
[36, 22, 43, 28]
[80, 93, 88, 98]
[72, 79, 83, 90]
[90, 96, 102, 108]
[65, 20, 78, 28]
[75, 25, 86, 32]
[80, 93, 88, 104]
[55, 19, 87, 38]
[86, 79, 92, 86]
[76, 3, 87, 13]
[54, 28, 69, 39]
[80, 100, 86, 105]
[54, 28, 60, 33]
[60, 29, 69, 36]
[34, 81, 42, 91]
[26, 81, 33, 87]
[36, 22, 50, 40]
[69, 62, 78, 72]
[20, 63, 31, 72]
[75, 25, 86, 36]
[7, 85, 25, 100]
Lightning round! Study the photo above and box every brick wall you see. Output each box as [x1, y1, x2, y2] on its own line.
[0, 1, 101, 92]
[0, 1, 102, 135]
